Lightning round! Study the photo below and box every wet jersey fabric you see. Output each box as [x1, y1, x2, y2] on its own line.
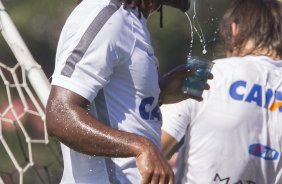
[161, 55, 282, 184]
[51, 0, 161, 183]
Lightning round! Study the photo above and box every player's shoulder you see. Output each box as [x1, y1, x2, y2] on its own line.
[209, 57, 239, 78]
[66, 0, 127, 32]
[211, 56, 263, 73]
[211, 56, 279, 84]
[67, 0, 136, 44]
[212, 55, 275, 67]
[212, 57, 243, 68]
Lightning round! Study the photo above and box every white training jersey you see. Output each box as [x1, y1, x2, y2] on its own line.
[51, 0, 161, 183]
[161, 56, 282, 184]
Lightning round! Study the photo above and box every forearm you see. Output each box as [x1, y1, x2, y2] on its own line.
[159, 91, 183, 105]
[46, 88, 151, 158]
[159, 70, 188, 104]
[161, 131, 178, 158]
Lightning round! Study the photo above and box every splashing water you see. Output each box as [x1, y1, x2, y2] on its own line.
[185, 0, 207, 59]
[185, 12, 194, 60]
[192, 1, 207, 55]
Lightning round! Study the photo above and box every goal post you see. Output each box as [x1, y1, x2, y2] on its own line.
[0, 1, 63, 183]
[0, 0, 50, 106]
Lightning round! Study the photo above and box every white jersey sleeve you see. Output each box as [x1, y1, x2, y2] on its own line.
[161, 102, 191, 141]
[161, 100, 191, 142]
[51, 0, 135, 102]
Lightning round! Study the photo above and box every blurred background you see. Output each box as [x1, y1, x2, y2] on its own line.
[0, 0, 232, 183]
[0, 0, 233, 75]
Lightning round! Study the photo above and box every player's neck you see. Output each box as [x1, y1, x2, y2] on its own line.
[227, 40, 281, 60]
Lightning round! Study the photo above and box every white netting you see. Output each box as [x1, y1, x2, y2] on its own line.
[0, 1, 62, 183]
[0, 62, 62, 184]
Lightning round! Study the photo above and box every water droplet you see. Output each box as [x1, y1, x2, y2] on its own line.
[202, 49, 207, 54]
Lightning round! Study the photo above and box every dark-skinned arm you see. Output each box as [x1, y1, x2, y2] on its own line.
[161, 131, 179, 157]
[159, 64, 213, 104]
[46, 86, 174, 184]
[159, 64, 200, 104]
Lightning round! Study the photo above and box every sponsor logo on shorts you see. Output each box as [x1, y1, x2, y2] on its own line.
[249, 144, 279, 160]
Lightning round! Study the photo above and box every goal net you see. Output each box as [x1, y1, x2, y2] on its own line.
[0, 1, 62, 183]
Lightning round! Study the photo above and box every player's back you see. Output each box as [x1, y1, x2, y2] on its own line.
[176, 55, 282, 184]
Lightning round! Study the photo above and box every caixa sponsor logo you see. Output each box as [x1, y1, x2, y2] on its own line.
[139, 97, 161, 121]
[249, 144, 279, 160]
[229, 80, 282, 112]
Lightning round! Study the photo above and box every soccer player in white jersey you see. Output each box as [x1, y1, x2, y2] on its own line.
[161, 0, 282, 183]
[45, 0, 197, 183]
